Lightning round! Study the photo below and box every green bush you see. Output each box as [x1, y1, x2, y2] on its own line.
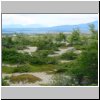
[4, 76, 10, 80]
[35, 50, 54, 57]
[46, 57, 58, 64]
[2, 78, 9, 86]
[61, 51, 77, 60]
[66, 40, 98, 85]
[74, 45, 86, 50]
[55, 33, 66, 42]
[2, 48, 32, 64]
[69, 29, 81, 45]
[14, 65, 31, 73]
[56, 62, 75, 73]
[36, 38, 58, 51]
[49, 74, 75, 86]
[2, 36, 14, 48]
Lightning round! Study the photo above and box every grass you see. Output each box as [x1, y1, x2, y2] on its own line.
[2, 64, 57, 74]
[10, 74, 42, 83]
[30, 64, 57, 72]
[2, 66, 15, 74]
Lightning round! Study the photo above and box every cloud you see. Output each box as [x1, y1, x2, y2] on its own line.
[2, 14, 98, 27]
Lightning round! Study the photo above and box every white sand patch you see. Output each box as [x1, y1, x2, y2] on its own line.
[60, 60, 71, 63]
[18, 46, 37, 55]
[74, 50, 82, 54]
[2, 63, 18, 67]
[48, 47, 75, 57]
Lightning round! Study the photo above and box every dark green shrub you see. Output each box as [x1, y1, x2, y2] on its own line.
[14, 65, 31, 73]
[4, 76, 10, 80]
[69, 29, 81, 45]
[2, 78, 9, 86]
[2, 48, 32, 64]
[74, 45, 86, 50]
[46, 57, 58, 64]
[61, 51, 77, 60]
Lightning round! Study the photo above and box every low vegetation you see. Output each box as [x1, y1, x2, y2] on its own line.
[10, 74, 42, 83]
[2, 78, 10, 86]
[60, 51, 77, 60]
[2, 24, 98, 86]
[2, 64, 56, 73]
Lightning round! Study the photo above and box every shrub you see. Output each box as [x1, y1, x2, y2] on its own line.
[56, 62, 75, 73]
[31, 56, 46, 65]
[2, 36, 14, 48]
[56, 33, 66, 42]
[10, 74, 42, 83]
[74, 45, 86, 50]
[4, 76, 10, 80]
[2, 78, 9, 86]
[46, 57, 58, 64]
[70, 29, 81, 45]
[35, 50, 54, 57]
[2, 48, 32, 64]
[56, 68, 67, 73]
[14, 65, 31, 73]
[36, 38, 58, 51]
[31, 50, 58, 65]
[61, 51, 77, 60]
[49, 74, 75, 86]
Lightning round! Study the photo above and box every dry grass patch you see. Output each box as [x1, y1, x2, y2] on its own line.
[10, 74, 42, 83]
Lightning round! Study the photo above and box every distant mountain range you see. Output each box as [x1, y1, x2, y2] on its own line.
[2, 21, 98, 34]
[2, 24, 45, 28]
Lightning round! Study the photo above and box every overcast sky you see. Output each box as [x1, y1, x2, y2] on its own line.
[2, 14, 98, 27]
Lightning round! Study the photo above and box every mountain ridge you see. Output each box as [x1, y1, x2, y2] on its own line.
[2, 21, 98, 33]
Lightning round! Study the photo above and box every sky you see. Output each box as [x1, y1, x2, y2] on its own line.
[2, 14, 98, 27]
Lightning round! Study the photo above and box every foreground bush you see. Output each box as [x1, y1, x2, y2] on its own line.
[49, 74, 76, 86]
[2, 78, 9, 86]
[10, 74, 42, 83]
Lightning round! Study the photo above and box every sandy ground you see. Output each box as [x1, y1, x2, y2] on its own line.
[74, 50, 82, 54]
[2, 43, 82, 86]
[48, 47, 75, 57]
[2, 63, 18, 67]
[18, 46, 37, 55]
[2, 72, 54, 86]
[60, 60, 71, 63]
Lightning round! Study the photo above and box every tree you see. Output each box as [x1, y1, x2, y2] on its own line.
[56, 32, 66, 42]
[2, 36, 14, 48]
[69, 40, 98, 85]
[89, 24, 98, 39]
[89, 24, 96, 34]
[61, 51, 77, 60]
[70, 29, 81, 45]
[79, 40, 98, 83]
